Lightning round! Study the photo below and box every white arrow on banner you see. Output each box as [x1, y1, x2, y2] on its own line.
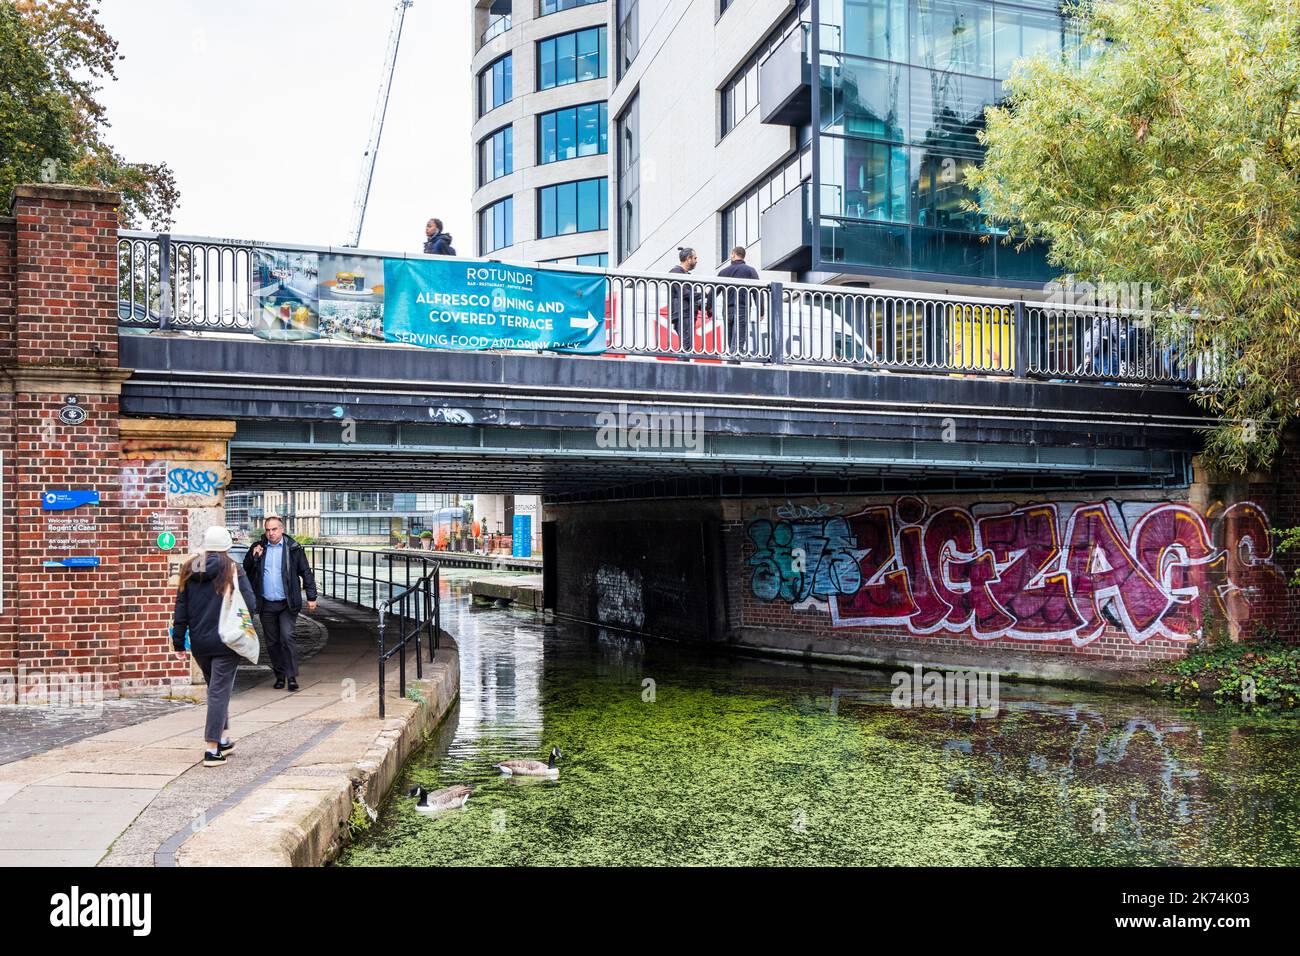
[570, 312, 598, 333]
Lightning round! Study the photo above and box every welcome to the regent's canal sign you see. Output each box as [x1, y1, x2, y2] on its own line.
[248, 247, 605, 353]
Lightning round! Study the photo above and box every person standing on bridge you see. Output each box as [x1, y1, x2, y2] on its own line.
[243, 515, 318, 692]
[423, 218, 456, 256]
[716, 245, 761, 353]
[668, 247, 712, 343]
[172, 526, 258, 767]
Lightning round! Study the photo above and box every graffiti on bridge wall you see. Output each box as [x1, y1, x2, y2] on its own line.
[746, 497, 1285, 646]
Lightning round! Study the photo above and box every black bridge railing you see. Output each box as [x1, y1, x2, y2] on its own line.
[117, 230, 1210, 388]
[304, 546, 441, 718]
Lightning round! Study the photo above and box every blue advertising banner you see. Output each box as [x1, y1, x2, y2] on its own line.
[42, 489, 99, 511]
[383, 258, 605, 353]
[512, 514, 533, 558]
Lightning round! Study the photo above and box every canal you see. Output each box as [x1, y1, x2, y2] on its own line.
[341, 571, 1300, 866]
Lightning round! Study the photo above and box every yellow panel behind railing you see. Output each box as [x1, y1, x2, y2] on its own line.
[948, 303, 1014, 373]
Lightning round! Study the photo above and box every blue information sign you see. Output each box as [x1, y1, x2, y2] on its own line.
[383, 258, 605, 354]
[41, 489, 99, 511]
[42, 556, 101, 568]
[512, 514, 533, 559]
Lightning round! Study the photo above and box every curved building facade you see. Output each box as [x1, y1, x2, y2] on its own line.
[471, 0, 612, 265]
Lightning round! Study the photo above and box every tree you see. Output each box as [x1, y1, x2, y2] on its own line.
[2, 0, 177, 227]
[0, 1, 74, 197]
[966, 0, 1300, 472]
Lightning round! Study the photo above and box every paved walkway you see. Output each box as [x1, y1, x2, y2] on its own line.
[0, 599, 440, 866]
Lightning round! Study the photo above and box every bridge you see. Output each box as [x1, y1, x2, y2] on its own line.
[115, 229, 1207, 495]
[1, 184, 1295, 705]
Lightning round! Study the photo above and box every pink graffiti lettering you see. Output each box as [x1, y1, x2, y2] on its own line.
[747, 497, 1284, 646]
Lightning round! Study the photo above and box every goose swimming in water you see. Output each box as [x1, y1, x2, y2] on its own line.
[495, 746, 562, 778]
[408, 784, 472, 813]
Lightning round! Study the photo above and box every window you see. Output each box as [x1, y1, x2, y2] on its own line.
[616, 93, 640, 261]
[538, 27, 607, 90]
[720, 4, 807, 138]
[541, 0, 603, 13]
[538, 103, 608, 164]
[993, 5, 1064, 79]
[479, 196, 513, 253]
[910, 0, 994, 77]
[721, 148, 811, 256]
[617, 0, 638, 77]
[811, 1, 1059, 282]
[546, 253, 609, 267]
[478, 54, 512, 116]
[538, 177, 608, 238]
[478, 126, 513, 185]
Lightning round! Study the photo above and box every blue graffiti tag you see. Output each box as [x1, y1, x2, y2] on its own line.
[167, 467, 228, 497]
[747, 517, 861, 603]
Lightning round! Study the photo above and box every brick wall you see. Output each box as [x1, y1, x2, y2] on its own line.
[13, 185, 119, 368]
[0, 216, 15, 676]
[549, 478, 1298, 674]
[548, 499, 723, 642]
[0, 184, 233, 700]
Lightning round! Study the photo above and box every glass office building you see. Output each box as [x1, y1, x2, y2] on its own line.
[760, 0, 1082, 287]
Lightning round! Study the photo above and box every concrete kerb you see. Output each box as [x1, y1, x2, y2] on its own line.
[173, 635, 459, 867]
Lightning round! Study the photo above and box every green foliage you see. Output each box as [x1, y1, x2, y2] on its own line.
[967, 0, 1300, 472]
[2, 0, 177, 227]
[346, 798, 374, 839]
[1277, 525, 1300, 586]
[0, 2, 74, 199]
[1159, 640, 1300, 711]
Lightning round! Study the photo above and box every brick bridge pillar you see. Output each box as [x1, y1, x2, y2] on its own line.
[0, 183, 235, 701]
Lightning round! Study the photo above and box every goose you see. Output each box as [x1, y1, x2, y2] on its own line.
[495, 746, 562, 778]
[408, 784, 472, 813]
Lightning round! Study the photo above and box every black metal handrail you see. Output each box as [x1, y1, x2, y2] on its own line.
[303, 545, 441, 717]
[376, 562, 440, 719]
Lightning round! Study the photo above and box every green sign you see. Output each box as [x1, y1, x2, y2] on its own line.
[156, 532, 176, 551]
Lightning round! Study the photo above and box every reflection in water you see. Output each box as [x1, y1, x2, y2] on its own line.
[342, 572, 1300, 867]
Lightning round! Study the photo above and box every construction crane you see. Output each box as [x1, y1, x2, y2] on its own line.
[344, 0, 414, 247]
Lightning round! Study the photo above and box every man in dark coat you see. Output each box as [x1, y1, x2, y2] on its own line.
[716, 245, 761, 353]
[423, 218, 455, 255]
[242, 515, 317, 691]
[667, 247, 712, 343]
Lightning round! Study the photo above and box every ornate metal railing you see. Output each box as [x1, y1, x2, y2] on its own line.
[117, 230, 1201, 387]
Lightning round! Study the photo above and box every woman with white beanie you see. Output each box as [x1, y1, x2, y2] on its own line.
[172, 525, 259, 767]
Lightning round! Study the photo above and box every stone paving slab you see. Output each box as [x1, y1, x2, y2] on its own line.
[1, 786, 157, 812]
[0, 849, 105, 866]
[0, 699, 195, 766]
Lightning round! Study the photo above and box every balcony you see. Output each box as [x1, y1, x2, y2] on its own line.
[759, 181, 811, 271]
[758, 22, 810, 126]
[478, 14, 511, 49]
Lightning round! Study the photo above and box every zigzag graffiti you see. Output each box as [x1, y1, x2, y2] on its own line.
[746, 497, 1284, 646]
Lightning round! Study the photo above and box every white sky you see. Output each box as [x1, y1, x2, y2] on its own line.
[97, 0, 472, 253]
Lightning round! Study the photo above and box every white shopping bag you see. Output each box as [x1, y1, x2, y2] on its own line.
[219, 576, 260, 664]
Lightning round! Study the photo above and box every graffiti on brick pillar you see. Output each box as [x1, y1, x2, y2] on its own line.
[595, 565, 646, 629]
[165, 460, 231, 507]
[745, 497, 1285, 646]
